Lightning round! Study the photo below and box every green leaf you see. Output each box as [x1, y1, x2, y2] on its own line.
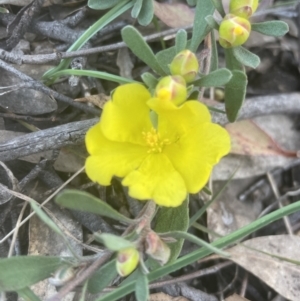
[135, 270, 149, 301]
[162, 231, 229, 257]
[53, 69, 135, 84]
[97, 200, 300, 301]
[193, 68, 232, 87]
[252, 21, 289, 37]
[225, 70, 247, 122]
[88, 259, 118, 293]
[137, 0, 154, 26]
[131, 0, 143, 18]
[156, 46, 177, 74]
[0, 256, 64, 291]
[88, 0, 120, 10]
[189, 0, 214, 52]
[122, 26, 165, 76]
[94, 233, 134, 251]
[205, 15, 219, 30]
[232, 46, 260, 69]
[17, 287, 42, 301]
[210, 0, 225, 16]
[225, 48, 243, 71]
[210, 30, 218, 72]
[141, 72, 159, 89]
[175, 29, 188, 54]
[153, 197, 189, 263]
[55, 190, 134, 224]
[187, 0, 197, 5]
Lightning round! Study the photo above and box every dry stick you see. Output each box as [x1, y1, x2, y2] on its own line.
[1, 93, 300, 163]
[266, 172, 294, 235]
[0, 26, 192, 65]
[0, 59, 100, 115]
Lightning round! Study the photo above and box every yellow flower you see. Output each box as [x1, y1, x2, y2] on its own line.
[85, 83, 230, 207]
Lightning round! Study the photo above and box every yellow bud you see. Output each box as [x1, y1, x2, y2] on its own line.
[169, 50, 199, 83]
[155, 75, 187, 106]
[219, 14, 251, 48]
[145, 231, 171, 265]
[229, 0, 259, 19]
[116, 247, 139, 277]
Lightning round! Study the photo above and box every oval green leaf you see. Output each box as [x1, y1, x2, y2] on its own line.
[88, 0, 120, 10]
[175, 29, 188, 54]
[0, 256, 64, 291]
[232, 46, 260, 69]
[252, 21, 289, 37]
[225, 70, 247, 122]
[135, 270, 149, 301]
[121, 26, 165, 76]
[55, 189, 133, 224]
[94, 233, 134, 251]
[193, 68, 232, 87]
[88, 259, 118, 294]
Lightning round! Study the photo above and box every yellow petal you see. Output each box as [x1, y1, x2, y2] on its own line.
[101, 83, 152, 145]
[122, 154, 187, 207]
[157, 101, 211, 141]
[164, 122, 231, 193]
[85, 125, 147, 185]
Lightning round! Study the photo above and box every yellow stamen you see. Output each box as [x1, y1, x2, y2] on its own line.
[143, 128, 170, 153]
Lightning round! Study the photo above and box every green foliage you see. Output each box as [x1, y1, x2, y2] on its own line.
[225, 70, 248, 122]
[153, 197, 189, 263]
[135, 269, 149, 301]
[232, 46, 261, 69]
[175, 30, 188, 54]
[136, 0, 154, 26]
[252, 20, 289, 37]
[88, 260, 118, 293]
[98, 200, 300, 301]
[205, 15, 219, 30]
[210, 0, 225, 16]
[163, 231, 229, 257]
[43, 0, 133, 80]
[193, 68, 232, 87]
[141, 72, 159, 89]
[88, 0, 121, 9]
[0, 256, 65, 291]
[189, 0, 214, 52]
[55, 189, 134, 224]
[122, 26, 166, 76]
[156, 46, 177, 74]
[94, 233, 135, 251]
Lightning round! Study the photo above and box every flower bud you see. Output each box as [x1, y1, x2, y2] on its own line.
[219, 14, 251, 48]
[145, 231, 171, 265]
[169, 50, 199, 83]
[155, 75, 187, 105]
[116, 247, 140, 277]
[229, 0, 258, 19]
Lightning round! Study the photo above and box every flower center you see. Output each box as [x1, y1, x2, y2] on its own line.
[143, 128, 170, 153]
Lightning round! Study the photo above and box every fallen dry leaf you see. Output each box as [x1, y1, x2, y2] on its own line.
[226, 119, 297, 157]
[227, 235, 300, 301]
[153, 1, 194, 28]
